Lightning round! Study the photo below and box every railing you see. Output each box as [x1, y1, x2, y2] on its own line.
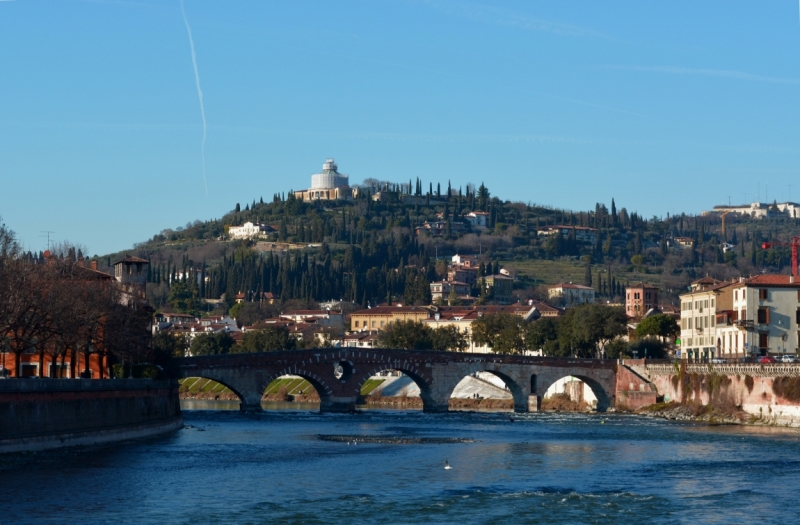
[643, 363, 800, 378]
[735, 319, 754, 330]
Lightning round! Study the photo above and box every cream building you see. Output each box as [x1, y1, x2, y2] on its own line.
[548, 283, 595, 306]
[680, 275, 800, 361]
[678, 278, 730, 362]
[293, 158, 353, 202]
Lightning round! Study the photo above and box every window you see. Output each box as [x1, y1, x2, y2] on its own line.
[704, 300, 709, 308]
[758, 308, 770, 325]
[688, 318, 693, 329]
[743, 290, 746, 299]
[735, 290, 738, 301]
[759, 289, 768, 300]
[380, 321, 385, 327]
[759, 332, 769, 349]
[371, 321, 376, 327]
[711, 299, 715, 307]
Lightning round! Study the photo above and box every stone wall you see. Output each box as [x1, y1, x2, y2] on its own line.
[615, 363, 658, 410]
[634, 363, 800, 427]
[0, 379, 183, 453]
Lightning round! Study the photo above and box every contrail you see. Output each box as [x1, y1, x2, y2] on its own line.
[180, 0, 208, 195]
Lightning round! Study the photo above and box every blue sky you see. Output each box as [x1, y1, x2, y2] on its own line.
[2, 0, 800, 255]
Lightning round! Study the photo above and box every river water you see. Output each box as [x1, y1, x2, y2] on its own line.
[1, 401, 799, 524]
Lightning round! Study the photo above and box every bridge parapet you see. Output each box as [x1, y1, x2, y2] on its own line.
[643, 363, 800, 379]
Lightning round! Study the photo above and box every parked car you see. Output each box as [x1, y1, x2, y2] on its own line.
[781, 355, 800, 364]
[711, 358, 728, 364]
[758, 356, 776, 364]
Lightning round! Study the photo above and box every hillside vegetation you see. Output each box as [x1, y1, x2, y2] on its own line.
[86, 180, 800, 314]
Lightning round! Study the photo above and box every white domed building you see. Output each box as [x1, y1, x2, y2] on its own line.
[294, 159, 354, 202]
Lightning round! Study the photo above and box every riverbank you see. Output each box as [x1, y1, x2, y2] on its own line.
[631, 401, 800, 429]
[0, 379, 183, 453]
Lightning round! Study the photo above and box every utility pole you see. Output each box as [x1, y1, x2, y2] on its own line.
[40, 231, 55, 251]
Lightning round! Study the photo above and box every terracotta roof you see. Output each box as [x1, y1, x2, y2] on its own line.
[628, 282, 659, 289]
[551, 283, 594, 290]
[282, 309, 341, 316]
[486, 274, 513, 280]
[350, 306, 432, 316]
[741, 274, 800, 288]
[113, 255, 149, 264]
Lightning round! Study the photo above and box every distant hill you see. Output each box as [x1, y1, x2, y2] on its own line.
[92, 181, 800, 314]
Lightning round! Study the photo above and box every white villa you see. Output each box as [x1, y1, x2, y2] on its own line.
[228, 222, 269, 239]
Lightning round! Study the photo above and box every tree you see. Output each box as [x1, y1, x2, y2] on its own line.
[471, 313, 525, 354]
[377, 320, 433, 350]
[557, 304, 627, 358]
[189, 332, 236, 356]
[152, 331, 189, 360]
[238, 326, 296, 353]
[634, 314, 679, 339]
[524, 317, 562, 356]
[430, 325, 469, 352]
[628, 337, 667, 359]
[167, 281, 199, 313]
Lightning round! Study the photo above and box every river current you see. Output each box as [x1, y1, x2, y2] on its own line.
[1, 401, 799, 524]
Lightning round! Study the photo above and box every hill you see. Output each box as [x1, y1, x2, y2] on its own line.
[87, 180, 800, 315]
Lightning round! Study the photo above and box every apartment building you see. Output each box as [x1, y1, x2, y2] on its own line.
[680, 275, 800, 361]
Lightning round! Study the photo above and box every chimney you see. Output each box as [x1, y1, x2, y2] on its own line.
[90, 260, 98, 271]
[77, 256, 85, 267]
[791, 276, 795, 284]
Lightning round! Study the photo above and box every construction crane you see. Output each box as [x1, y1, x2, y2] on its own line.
[719, 210, 732, 237]
[761, 236, 800, 276]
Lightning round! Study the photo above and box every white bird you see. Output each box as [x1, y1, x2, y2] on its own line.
[444, 460, 452, 470]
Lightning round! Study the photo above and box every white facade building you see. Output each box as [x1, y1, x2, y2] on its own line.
[712, 202, 800, 219]
[548, 283, 595, 305]
[294, 159, 353, 202]
[680, 275, 800, 361]
[229, 222, 268, 239]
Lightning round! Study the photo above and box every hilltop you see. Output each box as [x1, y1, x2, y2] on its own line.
[86, 178, 800, 315]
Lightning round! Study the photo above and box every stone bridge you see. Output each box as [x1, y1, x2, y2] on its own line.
[175, 349, 618, 413]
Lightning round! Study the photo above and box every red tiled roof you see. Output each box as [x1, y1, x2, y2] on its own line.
[741, 274, 800, 288]
[551, 283, 593, 290]
[350, 306, 431, 315]
[113, 255, 149, 264]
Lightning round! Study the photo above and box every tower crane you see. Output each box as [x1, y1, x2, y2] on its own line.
[761, 236, 800, 276]
[719, 210, 732, 237]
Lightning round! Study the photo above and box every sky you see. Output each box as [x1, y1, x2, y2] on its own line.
[2, 0, 800, 255]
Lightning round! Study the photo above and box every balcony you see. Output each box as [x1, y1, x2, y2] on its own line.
[735, 319, 754, 331]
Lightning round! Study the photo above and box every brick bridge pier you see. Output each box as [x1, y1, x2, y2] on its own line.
[175, 349, 619, 413]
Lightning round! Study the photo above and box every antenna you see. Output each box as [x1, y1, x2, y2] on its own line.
[40, 231, 55, 251]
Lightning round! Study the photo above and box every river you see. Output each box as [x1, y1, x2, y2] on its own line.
[1, 401, 798, 524]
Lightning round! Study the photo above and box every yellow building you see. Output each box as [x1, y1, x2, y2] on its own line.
[349, 306, 432, 331]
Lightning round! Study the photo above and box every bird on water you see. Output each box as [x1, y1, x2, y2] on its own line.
[444, 460, 452, 470]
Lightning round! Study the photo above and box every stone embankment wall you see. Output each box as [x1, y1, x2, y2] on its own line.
[0, 379, 183, 453]
[615, 362, 658, 410]
[629, 363, 800, 427]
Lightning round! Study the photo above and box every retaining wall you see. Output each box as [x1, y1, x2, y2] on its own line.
[631, 363, 800, 427]
[0, 379, 183, 453]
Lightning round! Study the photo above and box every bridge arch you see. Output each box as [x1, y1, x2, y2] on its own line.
[539, 373, 612, 411]
[178, 374, 247, 406]
[443, 367, 529, 412]
[259, 368, 335, 411]
[354, 366, 441, 412]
